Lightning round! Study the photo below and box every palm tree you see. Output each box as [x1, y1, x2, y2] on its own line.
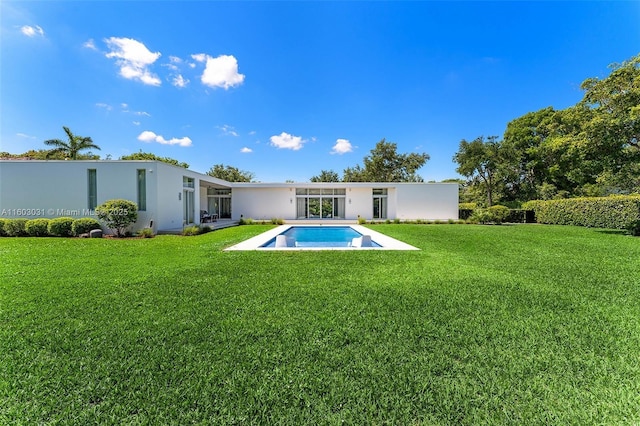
[44, 126, 101, 159]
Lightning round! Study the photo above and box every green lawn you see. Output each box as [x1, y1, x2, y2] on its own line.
[1, 225, 639, 424]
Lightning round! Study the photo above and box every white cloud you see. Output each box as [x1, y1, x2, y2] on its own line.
[172, 74, 189, 88]
[331, 138, 353, 155]
[137, 130, 192, 147]
[21, 25, 44, 37]
[191, 53, 207, 63]
[192, 53, 245, 89]
[218, 124, 238, 137]
[240, 147, 253, 153]
[17, 132, 36, 139]
[95, 103, 112, 111]
[169, 56, 182, 64]
[83, 39, 97, 50]
[270, 132, 305, 151]
[105, 37, 161, 86]
[132, 121, 140, 126]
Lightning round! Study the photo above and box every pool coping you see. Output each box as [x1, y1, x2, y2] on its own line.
[224, 224, 419, 251]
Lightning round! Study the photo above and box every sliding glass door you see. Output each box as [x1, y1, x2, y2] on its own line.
[296, 188, 346, 219]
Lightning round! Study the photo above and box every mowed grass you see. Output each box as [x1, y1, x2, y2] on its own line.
[1, 225, 639, 424]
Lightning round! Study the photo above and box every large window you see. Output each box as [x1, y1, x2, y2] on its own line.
[183, 177, 195, 224]
[296, 188, 345, 219]
[207, 187, 232, 219]
[136, 169, 146, 211]
[373, 188, 387, 219]
[87, 169, 97, 210]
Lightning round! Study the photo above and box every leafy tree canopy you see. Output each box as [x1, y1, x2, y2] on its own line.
[0, 149, 99, 160]
[207, 164, 255, 182]
[310, 170, 340, 182]
[120, 151, 189, 168]
[44, 126, 101, 160]
[453, 136, 504, 206]
[342, 139, 429, 182]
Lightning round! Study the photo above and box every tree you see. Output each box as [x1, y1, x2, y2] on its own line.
[207, 164, 255, 182]
[343, 139, 429, 182]
[120, 151, 189, 168]
[44, 126, 101, 160]
[1, 149, 100, 160]
[95, 199, 138, 237]
[310, 170, 340, 182]
[453, 136, 503, 206]
[581, 54, 640, 152]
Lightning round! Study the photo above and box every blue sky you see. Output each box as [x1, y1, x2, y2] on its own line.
[1, 1, 639, 182]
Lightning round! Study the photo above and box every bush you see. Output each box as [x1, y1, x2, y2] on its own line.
[95, 199, 138, 237]
[270, 218, 284, 225]
[4, 219, 28, 237]
[488, 205, 510, 224]
[0, 218, 9, 237]
[523, 196, 640, 229]
[48, 217, 74, 237]
[182, 225, 202, 236]
[72, 218, 102, 236]
[239, 217, 254, 226]
[469, 209, 493, 224]
[505, 209, 527, 223]
[626, 220, 640, 237]
[25, 219, 51, 236]
[137, 227, 155, 238]
[357, 216, 367, 225]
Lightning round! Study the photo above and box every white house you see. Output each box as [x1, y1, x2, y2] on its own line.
[0, 160, 458, 232]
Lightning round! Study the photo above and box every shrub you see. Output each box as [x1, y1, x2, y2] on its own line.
[25, 219, 51, 236]
[0, 218, 9, 236]
[523, 196, 640, 229]
[357, 216, 367, 225]
[137, 227, 155, 238]
[626, 220, 640, 237]
[182, 225, 202, 236]
[394, 218, 401, 224]
[48, 217, 74, 237]
[72, 218, 102, 236]
[4, 219, 28, 237]
[488, 205, 510, 224]
[505, 209, 527, 224]
[95, 199, 138, 237]
[459, 203, 478, 221]
[469, 209, 494, 224]
[239, 217, 254, 226]
[270, 218, 284, 225]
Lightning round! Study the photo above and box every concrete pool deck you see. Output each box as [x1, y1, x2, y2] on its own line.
[224, 224, 419, 251]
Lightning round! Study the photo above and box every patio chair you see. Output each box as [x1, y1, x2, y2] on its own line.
[200, 210, 212, 223]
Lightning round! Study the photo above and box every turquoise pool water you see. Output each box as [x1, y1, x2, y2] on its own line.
[261, 226, 381, 248]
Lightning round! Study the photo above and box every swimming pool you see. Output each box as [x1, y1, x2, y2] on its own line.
[225, 225, 419, 251]
[261, 226, 381, 248]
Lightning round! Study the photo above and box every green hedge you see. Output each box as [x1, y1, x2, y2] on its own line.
[0, 218, 9, 237]
[4, 219, 28, 237]
[523, 196, 640, 229]
[25, 219, 51, 236]
[48, 217, 74, 237]
[71, 218, 102, 236]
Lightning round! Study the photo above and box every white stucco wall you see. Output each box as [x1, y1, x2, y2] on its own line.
[395, 183, 459, 220]
[345, 187, 373, 219]
[232, 187, 295, 220]
[0, 160, 158, 231]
